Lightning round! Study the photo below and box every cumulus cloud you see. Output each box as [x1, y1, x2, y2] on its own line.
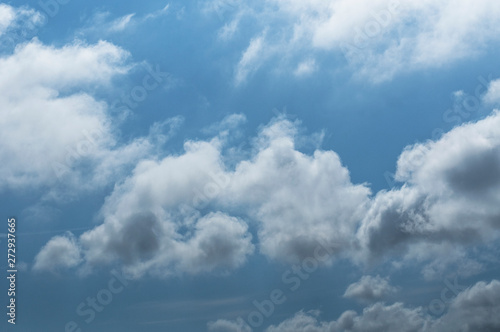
[344, 275, 398, 303]
[35, 115, 369, 275]
[432, 279, 500, 331]
[0, 38, 157, 197]
[79, 209, 253, 278]
[55, 137, 254, 277]
[33, 233, 82, 272]
[23, 47, 500, 279]
[355, 110, 500, 275]
[225, 118, 370, 263]
[35, 102, 500, 278]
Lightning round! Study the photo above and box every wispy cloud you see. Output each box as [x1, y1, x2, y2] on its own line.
[220, 0, 500, 83]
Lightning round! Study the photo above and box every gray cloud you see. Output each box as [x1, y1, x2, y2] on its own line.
[356, 110, 500, 274]
[344, 275, 398, 304]
[106, 211, 163, 264]
[33, 232, 82, 272]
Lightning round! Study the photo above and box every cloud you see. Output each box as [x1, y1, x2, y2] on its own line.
[33, 233, 82, 272]
[0, 3, 44, 38]
[77, 12, 136, 36]
[266, 310, 335, 332]
[35, 115, 368, 275]
[265, 304, 427, 332]
[213, 279, 500, 331]
[432, 279, 500, 331]
[344, 275, 398, 303]
[36, 105, 500, 277]
[483, 78, 500, 105]
[108, 13, 136, 32]
[144, 4, 170, 20]
[208, 318, 252, 332]
[0, 38, 157, 198]
[221, 0, 500, 83]
[355, 110, 500, 274]
[225, 117, 370, 263]
[202, 0, 241, 21]
[235, 34, 268, 85]
[30, 67, 500, 278]
[218, 17, 241, 41]
[201, 113, 247, 137]
[293, 59, 317, 77]
[0, 4, 16, 35]
[68, 138, 254, 277]
[175, 212, 254, 274]
[78, 5, 169, 37]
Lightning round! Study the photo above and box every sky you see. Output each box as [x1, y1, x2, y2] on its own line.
[1, 0, 500, 331]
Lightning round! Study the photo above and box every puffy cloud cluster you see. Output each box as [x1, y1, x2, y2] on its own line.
[32, 79, 500, 277]
[35, 116, 369, 276]
[211, 279, 500, 332]
[34, 137, 254, 276]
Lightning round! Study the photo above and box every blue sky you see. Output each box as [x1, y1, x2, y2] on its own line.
[1, 0, 500, 331]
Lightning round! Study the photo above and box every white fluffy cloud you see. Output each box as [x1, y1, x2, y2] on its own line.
[0, 38, 155, 196]
[225, 118, 370, 263]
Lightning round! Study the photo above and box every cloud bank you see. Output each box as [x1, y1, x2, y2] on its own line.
[210, 279, 500, 332]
